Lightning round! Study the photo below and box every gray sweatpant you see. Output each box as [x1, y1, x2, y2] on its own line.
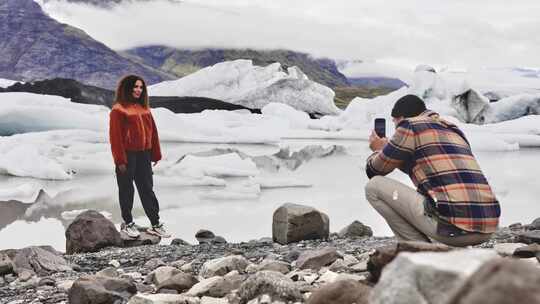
[365, 176, 491, 247]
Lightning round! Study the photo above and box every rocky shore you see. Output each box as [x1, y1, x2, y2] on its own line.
[1, 205, 540, 304]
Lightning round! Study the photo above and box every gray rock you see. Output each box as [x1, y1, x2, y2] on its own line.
[68, 275, 137, 304]
[12, 246, 72, 276]
[196, 230, 216, 244]
[237, 271, 302, 304]
[65, 210, 123, 254]
[199, 255, 249, 279]
[338, 221, 373, 238]
[180, 261, 195, 273]
[307, 279, 371, 304]
[0, 253, 14, 275]
[446, 258, 540, 304]
[296, 247, 340, 270]
[96, 267, 120, 278]
[122, 231, 161, 247]
[18, 269, 34, 282]
[328, 259, 348, 272]
[350, 261, 368, 272]
[513, 243, 540, 258]
[370, 249, 498, 304]
[148, 266, 182, 286]
[108, 259, 121, 268]
[531, 218, 540, 230]
[368, 241, 451, 282]
[136, 282, 154, 293]
[158, 288, 179, 294]
[38, 277, 56, 287]
[257, 260, 291, 274]
[171, 238, 191, 246]
[186, 276, 237, 298]
[170, 259, 187, 269]
[127, 294, 201, 304]
[213, 236, 227, 244]
[518, 231, 540, 244]
[200, 296, 229, 304]
[157, 272, 198, 293]
[272, 203, 329, 244]
[143, 258, 167, 272]
[57, 279, 74, 292]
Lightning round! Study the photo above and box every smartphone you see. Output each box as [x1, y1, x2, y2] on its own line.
[374, 118, 386, 138]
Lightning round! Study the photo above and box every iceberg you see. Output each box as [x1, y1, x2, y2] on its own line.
[148, 60, 341, 115]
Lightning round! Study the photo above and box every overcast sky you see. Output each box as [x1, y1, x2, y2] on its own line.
[38, 0, 540, 73]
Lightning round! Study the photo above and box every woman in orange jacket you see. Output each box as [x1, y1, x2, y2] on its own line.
[109, 75, 170, 239]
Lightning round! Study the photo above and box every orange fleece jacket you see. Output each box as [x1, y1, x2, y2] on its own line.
[109, 102, 162, 166]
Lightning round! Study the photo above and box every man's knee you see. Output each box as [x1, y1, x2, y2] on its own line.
[365, 175, 385, 200]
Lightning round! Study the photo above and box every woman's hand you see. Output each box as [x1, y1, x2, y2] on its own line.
[117, 164, 127, 174]
[369, 130, 388, 152]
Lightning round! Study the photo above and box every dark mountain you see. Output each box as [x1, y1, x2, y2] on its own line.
[2, 78, 258, 113]
[0, 0, 173, 89]
[122, 46, 350, 88]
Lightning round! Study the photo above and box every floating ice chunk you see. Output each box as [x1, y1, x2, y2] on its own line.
[166, 153, 259, 178]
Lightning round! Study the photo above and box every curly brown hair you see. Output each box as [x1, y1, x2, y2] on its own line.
[114, 75, 149, 107]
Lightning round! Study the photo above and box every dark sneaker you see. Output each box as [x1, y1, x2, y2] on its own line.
[121, 222, 141, 238]
[147, 222, 171, 238]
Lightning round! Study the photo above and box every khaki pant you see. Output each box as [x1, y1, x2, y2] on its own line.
[365, 176, 491, 247]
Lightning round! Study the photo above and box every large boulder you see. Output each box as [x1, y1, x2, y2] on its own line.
[199, 255, 249, 279]
[237, 270, 302, 304]
[65, 210, 122, 254]
[68, 275, 137, 304]
[307, 279, 371, 304]
[447, 258, 540, 304]
[370, 249, 498, 304]
[272, 203, 329, 244]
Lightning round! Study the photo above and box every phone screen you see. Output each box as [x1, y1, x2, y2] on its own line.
[375, 118, 386, 138]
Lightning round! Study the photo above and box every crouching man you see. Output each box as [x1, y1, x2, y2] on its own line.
[365, 94, 500, 246]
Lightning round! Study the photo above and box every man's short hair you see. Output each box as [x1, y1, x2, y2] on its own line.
[391, 94, 427, 118]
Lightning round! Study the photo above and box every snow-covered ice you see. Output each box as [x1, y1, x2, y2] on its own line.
[149, 60, 341, 115]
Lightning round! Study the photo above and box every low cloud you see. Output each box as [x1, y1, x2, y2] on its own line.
[38, 0, 540, 70]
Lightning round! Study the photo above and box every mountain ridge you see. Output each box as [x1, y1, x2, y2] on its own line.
[0, 0, 172, 89]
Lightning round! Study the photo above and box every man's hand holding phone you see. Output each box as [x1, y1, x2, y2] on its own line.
[369, 118, 388, 152]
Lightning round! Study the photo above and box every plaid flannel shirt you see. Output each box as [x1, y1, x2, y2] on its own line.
[366, 110, 500, 233]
